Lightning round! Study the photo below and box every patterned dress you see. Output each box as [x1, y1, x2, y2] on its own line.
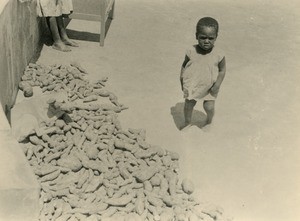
[182, 45, 225, 101]
[37, 0, 73, 17]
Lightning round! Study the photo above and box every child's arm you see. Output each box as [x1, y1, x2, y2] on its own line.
[210, 57, 226, 96]
[180, 55, 190, 90]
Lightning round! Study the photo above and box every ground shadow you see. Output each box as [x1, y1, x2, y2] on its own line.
[66, 18, 113, 43]
[170, 102, 207, 130]
[39, 17, 113, 44]
[66, 29, 100, 42]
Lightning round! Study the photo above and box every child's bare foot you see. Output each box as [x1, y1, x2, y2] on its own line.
[202, 119, 213, 132]
[202, 124, 212, 132]
[180, 124, 192, 132]
[52, 42, 71, 52]
[202, 116, 213, 127]
[63, 39, 79, 47]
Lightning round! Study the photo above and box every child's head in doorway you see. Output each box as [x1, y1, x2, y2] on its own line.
[195, 17, 219, 51]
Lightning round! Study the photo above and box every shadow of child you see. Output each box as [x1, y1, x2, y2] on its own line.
[65, 17, 113, 43]
[170, 102, 207, 130]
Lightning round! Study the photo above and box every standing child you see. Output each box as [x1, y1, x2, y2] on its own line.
[37, 0, 79, 52]
[180, 17, 226, 130]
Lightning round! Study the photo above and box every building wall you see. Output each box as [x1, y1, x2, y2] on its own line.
[0, 0, 43, 117]
[0, 1, 42, 220]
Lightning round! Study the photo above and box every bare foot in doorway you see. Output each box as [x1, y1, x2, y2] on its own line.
[63, 38, 79, 47]
[52, 42, 71, 52]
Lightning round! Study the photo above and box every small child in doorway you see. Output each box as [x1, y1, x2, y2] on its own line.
[180, 17, 226, 130]
[37, 0, 79, 52]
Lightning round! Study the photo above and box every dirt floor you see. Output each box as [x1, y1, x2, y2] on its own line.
[22, 0, 300, 220]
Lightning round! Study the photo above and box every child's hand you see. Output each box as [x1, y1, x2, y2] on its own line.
[210, 84, 220, 97]
[183, 88, 189, 98]
[180, 77, 184, 91]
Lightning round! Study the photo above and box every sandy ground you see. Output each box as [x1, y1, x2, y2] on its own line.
[18, 0, 300, 220]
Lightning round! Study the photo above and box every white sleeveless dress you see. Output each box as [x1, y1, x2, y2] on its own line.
[182, 45, 225, 101]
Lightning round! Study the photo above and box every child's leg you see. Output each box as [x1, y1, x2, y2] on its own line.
[203, 100, 215, 125]
[47, 16, 71, 52]
[56, 16, 78, 47]
[182, 99, 196, 128]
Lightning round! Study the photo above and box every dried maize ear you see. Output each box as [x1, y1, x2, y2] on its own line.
[105, 193, 134, 206]
[181, 179, 195, 195]
[133, 166, 159, 183]
[39, 169, 61, 182]
[57, 155, 82, 172]
[85, 145, 99, 160]
[83, 95, 98, 103]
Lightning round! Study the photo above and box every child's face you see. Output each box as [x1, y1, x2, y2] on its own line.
[196, 26, 217, 51]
